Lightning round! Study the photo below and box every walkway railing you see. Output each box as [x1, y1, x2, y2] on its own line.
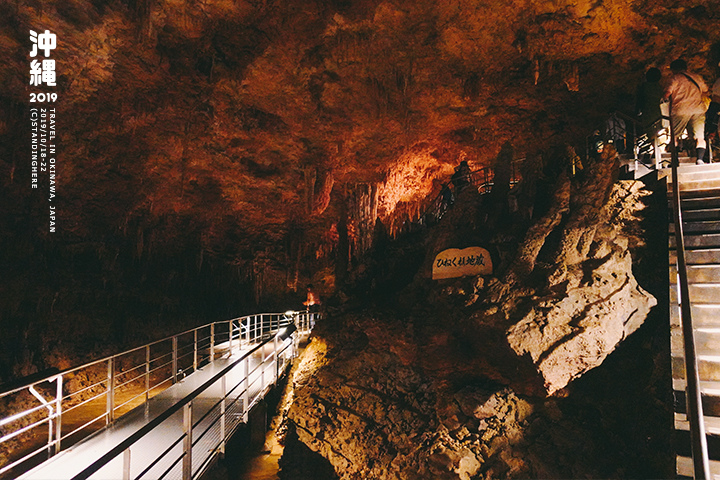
[417, 157, 525, 227]
[0, 310, 316, 479]
[668, 102, 711, 479]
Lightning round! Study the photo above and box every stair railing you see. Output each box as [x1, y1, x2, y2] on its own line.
[668, 101, 711, 479]
[586, 110, 655, 165]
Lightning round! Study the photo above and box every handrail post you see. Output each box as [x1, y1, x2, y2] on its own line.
[294, 330, 299, 358]
[54, 374, 62, 455]
[172, 336, 178, 384]
[47, 403, 53, 459]
[28, 385, 54, 459]
[243, 357, 250, 422]
[193, 329, 198, 372]
[107, 358, 115, 425]
[145, 345, 150, 401]
[274, 333, 279, 383]
[261, 337, 266, 391]
[210, 323, 215, 364]
[182, 402, 192, 480]
[220, 375, 226, 455]
[229, 320, 234, 353]
[669, 100, 711, 480]
[122, 448, 131, 480]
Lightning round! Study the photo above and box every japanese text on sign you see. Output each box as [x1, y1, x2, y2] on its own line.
[432, 247, 493, 280]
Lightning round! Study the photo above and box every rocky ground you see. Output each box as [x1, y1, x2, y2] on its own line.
[281, 151, 673, 479]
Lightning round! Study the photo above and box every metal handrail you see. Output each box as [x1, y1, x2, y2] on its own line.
[668, 101, 711, 479]
[586, 110, 640, 161]
[0, 313, 290, 398]
[416, 157, 526, 227]
[70, 323, 297, 480]
[0, 310, 314, 479]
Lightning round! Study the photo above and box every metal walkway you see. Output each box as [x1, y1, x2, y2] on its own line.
[0, 311, 316, 480]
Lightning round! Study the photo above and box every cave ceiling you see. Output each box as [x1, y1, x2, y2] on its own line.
[2, 0, 719, 277]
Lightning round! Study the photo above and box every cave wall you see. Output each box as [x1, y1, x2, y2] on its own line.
[1, 0, 718, 380]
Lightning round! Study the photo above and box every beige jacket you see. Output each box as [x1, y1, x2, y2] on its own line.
[664, 71, 708, 115]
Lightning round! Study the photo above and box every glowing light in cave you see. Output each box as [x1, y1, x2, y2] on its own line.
[378, 148, 455, 217]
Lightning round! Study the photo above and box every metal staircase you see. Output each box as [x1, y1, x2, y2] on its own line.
[667, 163, 720, 478]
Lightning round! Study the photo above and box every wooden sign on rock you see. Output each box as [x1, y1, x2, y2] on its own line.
[432, 247, 492, 280]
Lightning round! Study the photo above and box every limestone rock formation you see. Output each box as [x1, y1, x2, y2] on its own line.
[286, 157, 664, 478]
[501, 149, 657, 394]
[506, 240, 656, 394]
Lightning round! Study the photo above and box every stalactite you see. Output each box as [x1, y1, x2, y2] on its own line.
[335, 186, 349, 285]
[136, 228, 144, 259]
[370, 184, 379, 227]
[130, 0, 156, 42]
[252, 258, 264, 306]
[562, 61, 580, 92]
[179, 123, 190, 198]
[312, 170, 334, 216]
[343, 183, 380, 260]
[285, 224, 302, 291]
[304, 167, 316, 216]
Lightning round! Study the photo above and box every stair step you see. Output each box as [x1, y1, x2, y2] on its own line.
[671, 249, 720, 265]
[674, 388, 720, 417]
[658, 159, 705, 180]
[678, 169, 720, 179]
[670, 265, 720, 284]
[676, 455, 720, 478]
[672, 355, 720, 382]
[670, 304, 720, 327]
[671, 181, 720, 194]
[670, 222, 720, 234]
[675, 413, 720, 435]
[670, 234, 720, 249]
[670, 284, 720, 304]
[675, 196, 720, 211]
[671, 326, 720, 356]
[673, 378, 720, 396]
[676, 163, 720, 175]
[680, 208, 720, 221]
[673, 168, 720, 183]
[675, 428, 720, 462]
[673, 185, 720, 196]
